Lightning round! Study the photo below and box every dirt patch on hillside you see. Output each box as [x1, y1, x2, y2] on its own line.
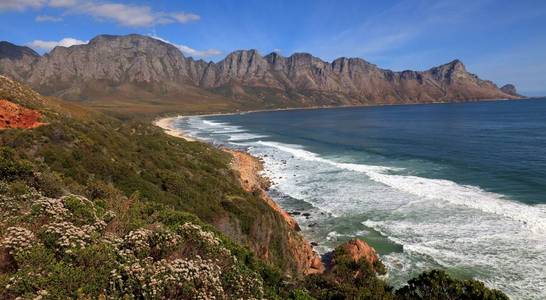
[0, 99, 46, 129]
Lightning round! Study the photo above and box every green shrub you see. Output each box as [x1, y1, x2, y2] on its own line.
[0, 148, 33, 181]
[395, 270, 509, 300]
[29, 171, 64, 198]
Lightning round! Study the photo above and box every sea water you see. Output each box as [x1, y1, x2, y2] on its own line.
[176, 99, 546, 299]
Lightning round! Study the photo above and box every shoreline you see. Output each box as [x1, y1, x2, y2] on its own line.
[153, 97, 534, 142]
[153, 116, 195, 141]
[156, 96, 532, 120]
[154, 114, 325, 275]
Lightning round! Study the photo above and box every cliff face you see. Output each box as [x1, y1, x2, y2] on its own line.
[0, 41, 39, 82]
[224, 149, 324, 275]
[0, 34, 520, 110]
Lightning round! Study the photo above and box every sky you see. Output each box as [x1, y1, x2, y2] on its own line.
[0, 0, 545, 96]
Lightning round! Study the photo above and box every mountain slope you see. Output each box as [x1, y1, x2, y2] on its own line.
[0, 41, 39, 82]
[0, 34, 520, 115]
[0, 74, 510, 300]
[0, 75, 317, 277]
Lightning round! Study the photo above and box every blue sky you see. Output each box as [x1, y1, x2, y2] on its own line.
[1, 0, 545, 96]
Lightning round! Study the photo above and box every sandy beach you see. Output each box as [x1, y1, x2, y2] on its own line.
[153, 116, 195, 141]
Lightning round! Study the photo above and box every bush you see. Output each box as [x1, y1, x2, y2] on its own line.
[0, 148, 33, 182]
[395, 270, 509, 300]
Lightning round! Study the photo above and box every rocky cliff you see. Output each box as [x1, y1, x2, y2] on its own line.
[0, 34, 521, 111]
[0, 41, 39, 82]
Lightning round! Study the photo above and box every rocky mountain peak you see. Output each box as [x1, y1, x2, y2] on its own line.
[26, 34, 189, 91]
[288, 52, 318, 64]
[264, 51, 284, 62]
[0, 34, 523, 105]
[434, 59, 466, 72]
[0, 41, 39, 60]
[427, 58, 471, 82]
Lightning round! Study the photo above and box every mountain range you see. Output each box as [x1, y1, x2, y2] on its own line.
[0, 34, 521, 114]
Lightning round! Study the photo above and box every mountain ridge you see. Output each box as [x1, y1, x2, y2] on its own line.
[0, 34, 522, 115]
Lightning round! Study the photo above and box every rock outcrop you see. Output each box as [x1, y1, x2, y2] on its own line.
[333, 239, 380, 269]
[0, 34, 521, 108]
[500, 84, 520, 97]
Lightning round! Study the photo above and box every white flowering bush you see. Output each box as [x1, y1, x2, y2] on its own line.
[110, 256, 225, 299]
[108, 223, 265, 299]
[31, 196, 69, 221]
[0, 227, 36, 255]
[41, 221, 92, 250]
[1, 190, 268, 299]
[179, 222, 221, 246]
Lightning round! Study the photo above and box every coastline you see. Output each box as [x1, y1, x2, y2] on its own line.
[153, 96, 533, 128]
[154, 115, 324, 275]
[153, 97, 534, 141]
[153, 116, 195, 141]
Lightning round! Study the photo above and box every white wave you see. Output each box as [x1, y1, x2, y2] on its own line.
[257, 141, 399, 173]
[212, 127, 246, 134]
[228, 133, 269, 141]
[257, 140, 546, 234]
[202, 120, 226, 126]
[365, 173, 546, 233]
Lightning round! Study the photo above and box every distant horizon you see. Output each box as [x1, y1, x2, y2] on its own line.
[1, 0, 545, 96]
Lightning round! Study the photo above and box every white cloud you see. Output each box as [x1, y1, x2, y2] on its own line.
[169, 12, 200, 23]
[73, 3, 200, 27]
[0, 0, 46, 11]
[28, 38, 88, 51]
[0, 0, 200, 27]
[48, 0, 77, 7]
[77, 2, 156, 27]
[35, 15, 63, 22]
[176, 45, 222, 58]
[148, 35, 221, 58]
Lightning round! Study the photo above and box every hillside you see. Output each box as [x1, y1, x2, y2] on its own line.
[0, 76, 510, 298]
[0, 34, 521, 116]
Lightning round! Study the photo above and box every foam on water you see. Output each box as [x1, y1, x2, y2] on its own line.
[179, 116, 546, 299]
[228, 133, 269, 141]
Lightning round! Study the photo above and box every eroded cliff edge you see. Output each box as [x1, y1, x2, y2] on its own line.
[225, 149, 324, 275]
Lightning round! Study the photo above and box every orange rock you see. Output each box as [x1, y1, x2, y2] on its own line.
[0, 99, 46, 129]
[335, 239, 379, 269]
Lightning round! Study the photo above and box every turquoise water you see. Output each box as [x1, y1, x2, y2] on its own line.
[176, 99, 546, 299]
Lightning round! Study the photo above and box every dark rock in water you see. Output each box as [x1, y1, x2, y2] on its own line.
[289, 211, 301, 216]
[302, 213, 311, 217]
[311, 241, 319, 246]
[308, 223, 317, 228]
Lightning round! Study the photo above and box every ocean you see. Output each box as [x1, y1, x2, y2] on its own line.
[175, 99, 546, 299]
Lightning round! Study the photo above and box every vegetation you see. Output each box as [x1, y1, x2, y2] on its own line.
[396, 270, 509, 300]
[0, 76, 509, 299]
